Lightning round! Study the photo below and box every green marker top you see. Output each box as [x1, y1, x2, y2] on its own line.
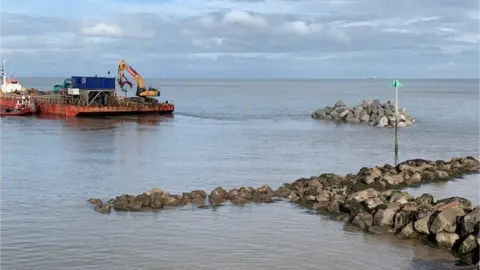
[390, 80, 404, 88]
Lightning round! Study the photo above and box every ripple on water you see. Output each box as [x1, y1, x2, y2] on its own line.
[405, 174, 480, 205]
[0, 202, 461, 270]
[1, 79, 479, 269]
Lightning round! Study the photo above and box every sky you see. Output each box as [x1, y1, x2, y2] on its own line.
[0, 0, 479, 78]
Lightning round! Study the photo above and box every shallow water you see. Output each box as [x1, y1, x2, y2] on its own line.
[1, 78, 479, 269]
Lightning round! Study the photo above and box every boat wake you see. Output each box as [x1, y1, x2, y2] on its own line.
[175, 111, 311, 122]
[174, 112, 246, 122]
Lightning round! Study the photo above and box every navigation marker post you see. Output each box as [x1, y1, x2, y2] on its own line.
[390, 79, 404, 165]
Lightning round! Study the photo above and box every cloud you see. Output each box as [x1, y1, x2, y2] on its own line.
[222, 10, 267, 28]
[0, 0, 478, 78]
[82, 23, 123, 37]
[283, 21, 312, 35]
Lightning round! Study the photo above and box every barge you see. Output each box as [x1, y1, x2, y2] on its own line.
[30, 92, 174, 117]
[0, 59, 175, 117]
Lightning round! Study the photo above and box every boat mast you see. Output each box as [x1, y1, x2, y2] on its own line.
[1, 60, 6, 92]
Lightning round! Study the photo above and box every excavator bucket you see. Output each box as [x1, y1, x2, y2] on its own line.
[124, 81, 133, 88]
[118, 76, 133, 89]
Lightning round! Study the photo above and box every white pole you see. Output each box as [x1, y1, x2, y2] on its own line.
[395, 86, 398, 113]
[394, 85, 399, 164]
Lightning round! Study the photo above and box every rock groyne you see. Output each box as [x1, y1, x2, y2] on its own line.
[311, 99, 416, 128]
[88, 156, 480, 266]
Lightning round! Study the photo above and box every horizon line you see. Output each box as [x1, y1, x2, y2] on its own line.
[9, 77, 480, 80]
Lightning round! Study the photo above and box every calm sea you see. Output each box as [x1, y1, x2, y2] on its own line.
[1, 78, 479, 270]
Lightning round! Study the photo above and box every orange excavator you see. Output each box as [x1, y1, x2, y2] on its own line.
[117, 60, 160, 97]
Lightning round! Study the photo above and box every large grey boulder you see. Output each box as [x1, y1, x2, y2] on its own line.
[311, 99, 416, 128]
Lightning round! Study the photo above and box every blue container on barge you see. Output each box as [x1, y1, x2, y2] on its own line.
[71, 76, 116, 90]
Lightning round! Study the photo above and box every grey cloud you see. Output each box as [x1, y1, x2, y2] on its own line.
[0, 0, 478, 77]
[0, 13, 78, 36]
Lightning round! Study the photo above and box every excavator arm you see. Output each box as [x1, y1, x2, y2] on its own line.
[117, 60, 159, 97]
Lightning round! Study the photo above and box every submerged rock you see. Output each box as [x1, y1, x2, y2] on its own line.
[209, 187, 228, 206]
[436, 232, 459, 249]
[87, 198, 111, 214]
[352, 212, 374, 230]
[397, 222, 420, 239]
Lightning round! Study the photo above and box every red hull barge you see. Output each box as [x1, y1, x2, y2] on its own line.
[36, 102, 174, 117]
[1, 91, 174, 117]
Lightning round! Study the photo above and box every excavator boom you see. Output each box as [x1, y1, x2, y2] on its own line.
[117, 60, 159, 97]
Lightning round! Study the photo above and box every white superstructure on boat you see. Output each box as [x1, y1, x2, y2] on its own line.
[1, 60, 23, 93]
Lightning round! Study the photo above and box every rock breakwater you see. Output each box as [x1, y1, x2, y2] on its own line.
[88, 156, 480, 266]
[311, 99, 416, 128]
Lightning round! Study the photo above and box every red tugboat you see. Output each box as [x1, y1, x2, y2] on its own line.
[0, 95, 37, 117]
[0, 59, 37, 116]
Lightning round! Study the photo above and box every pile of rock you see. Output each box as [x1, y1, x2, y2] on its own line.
[88, 185, 277, 215]
[311, 99, 416, 128]
[279, 181, 479, 265]
[270, 156, 480, 265]
[88, 156, 480, 265]
[89, 157, 479, 214]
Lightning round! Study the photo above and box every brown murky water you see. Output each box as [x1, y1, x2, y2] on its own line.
[1, 78, 479, 269]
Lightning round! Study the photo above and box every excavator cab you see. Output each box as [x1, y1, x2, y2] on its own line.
[137, 86, 160, 97]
